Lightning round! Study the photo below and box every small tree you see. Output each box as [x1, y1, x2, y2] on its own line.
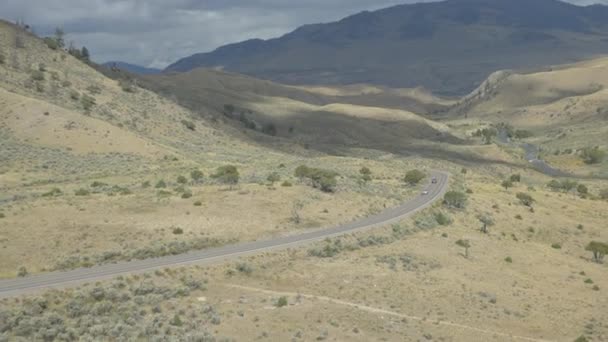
[477, 214, 494, 234]
[81, 46, 90, 61]
[516, 192, 535, 207]
[54, 27, 65, 48]
[190, 169, 204, 183]
[585, 241, 608, 263]
[359, 167, 372, 183]
[456, 239, 471, 258]
[580, 147, 606, 165]
[404, 170, 426, 185]
[212, 165, 239, 189]
[510, 174, 521, 182]
[501, 179, 513, 190]
[443, 191, 467, 209]
[267, 172, 281, 186]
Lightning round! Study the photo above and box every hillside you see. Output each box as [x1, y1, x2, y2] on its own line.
[165, 0, 608, 95]
[445, 57, 608, 176]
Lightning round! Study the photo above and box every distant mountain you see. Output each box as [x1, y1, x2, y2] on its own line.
[103, 61, 161, 75]
[165, 0, 608, 95]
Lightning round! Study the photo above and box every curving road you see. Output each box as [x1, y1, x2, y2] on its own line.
[0, 171, 449, 298]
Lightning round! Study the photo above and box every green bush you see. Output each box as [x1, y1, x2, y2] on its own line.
[90, 181, 108, 188]
[505, 257, 513, 263]
[236, 262, 253, 275]
[551, 243, 562, 249]
[0, 212, 5, 219]
[119, 79, 136, 93]
[580, 147, 605, 165]
[193, 201, 202, 206]
[294, 165, 338, 192]
[69, 90, 80, 101]
[212, 165, 240, 187]
[514, 130, 533, 139]
[359, 167, 372, 182]
[181, 119, 195, 131]
[510, 174, 521, 182]
[0, 53, 5, 64]
[181, 190, 193, 199]
[267, 172, 281, 185]
[141, 181, 151, 188]
[516, 192, 535, 207]
[155, 180, 167, 189]
[31, 70, 45, 81]
[177, 175, 188, 184]
[17, 266, 28, 277]
[585, 241, 608, 263]
[281, 181, 293, 187]
[172, 227, 184, 235]
[43, 37, 59, 50]
[434, 212, 452, 226]
[190, 169, 204, 183]
[276, 296, 288, 308]
[404, 170, 426, 185]
[501, 179, 513, 190]
[443, 191, 467, 209]
[81, 94, 96, 112]
[42, 188, 63, 197]
[74, 188, 90, 196]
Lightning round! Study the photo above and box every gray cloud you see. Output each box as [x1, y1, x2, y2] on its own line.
[1, 0, 606, 68]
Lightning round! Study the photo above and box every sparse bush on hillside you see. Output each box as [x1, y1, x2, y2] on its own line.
[282, 180, 293, 187]
[403, 169, 426, 185]
[181, 119, 195, 131]
[443, 191, 467, 209]
[74, 188, 90, 196]
[30, 70, 45, 81]
[43, 37, 59, 50]
[547, 179, 578, 193]
[35, 82, 44, 93]
[577, 184, 588, 196]
[181, 190, 193, 199]
[90, 181, 108, 188]
[118, 79, 136, 93]
[262, 123, 277, 136]
[473, 127, 497, 144]
[516, 192, 535, 207]
[236, 262, 253, 275]
[172, 227, 184, 235]
[212, 165, 240, 188]
[267, 172, 281, 186]
[477, 213, 494, 234]
[455, 239, 471, 258]
[501, 179, 513, 190]
[514, 130, 533, 139]
[359, 167, 372, 182]
[81, 94, 96, 112]
[600, 189, 608, 200]
[580, 147, 605, 165]
[294, 165, 338, 193]
[38, 63, 47, 72]
[585, 241, 608, 263]
[177, 175, 188, 184]
[276, 296, 288, 308]
[0, 212, 5, 219]
[190, 169, 204, 183]
[0, 53, 6, 65]
[17, 266, 28, 277]
[510, 174, 521, 182]
[42, 188, 63, 197]
[86, 85, 102, 95]
[69, 90, 80, 100]
[155, 180, 167, 189]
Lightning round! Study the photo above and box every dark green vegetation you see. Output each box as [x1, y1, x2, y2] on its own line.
[295, 165, 339, 193]
[403, 170, 425, 185]
[164, 0, 608, 95]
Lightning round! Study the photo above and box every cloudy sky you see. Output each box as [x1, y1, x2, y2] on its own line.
[1, 0, 606, 69]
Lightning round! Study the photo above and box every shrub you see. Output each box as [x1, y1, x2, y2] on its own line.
[17, 266, 28, 277]
[38, 63, 47, 72]
[443, 191, 467, 209]
[0, 53, 6, 64]
[281, 181, 293, 187]
[69, 90, 80, 101]
[404, 170, 426, 185]
[81, 94, 96, 111]
[455, 239, 471, 258]
[141, 181, 151, 188]
[580, 147, 605, 165]
[181, 119, 195, 131]
[119, 79, 136, 93]
[577, 184, 588, 196]
[172, 227, 184, 235]
[170, 315, 183, 327]
[91, 181, 108, 188]
[193, 201, 202, 206]
[42, 188, 63, 197]
[181, 190, 193, 199]
[0, 212, 5, 218]
[359, 167, 372, 182]
[212, 165, 239, 187]
[74, 188, 90, 196]
[31, 70, 45, 81]
[276, 296, 288, 308]
[434, 212, 452, 226]
[155, 180, 167, 189]
[86, 85, 102, 95]
[551, 243, 562, 249]
[190, 170, 204, 183]
[236, 263, 253, 275]
[501, 180, 513, 190]
[514, 130, 533, 139]
[510, 174, 521, 182]
[295, 165, 338, 192]
[599, 189, 608, 200]
[505, 257, 513, 263]
[177, 175, 188, 184]
[516, 192, 535, 207]
[262, 123, 277, 136]
[267, 172, 281, 185]
[43, 37, 59, 50]
[585, 241, 608, 263]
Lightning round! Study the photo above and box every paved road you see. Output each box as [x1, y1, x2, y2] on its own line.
[0, 171, 449, 298]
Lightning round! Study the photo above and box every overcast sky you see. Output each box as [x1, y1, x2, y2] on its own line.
[1, 0, 606, 69]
